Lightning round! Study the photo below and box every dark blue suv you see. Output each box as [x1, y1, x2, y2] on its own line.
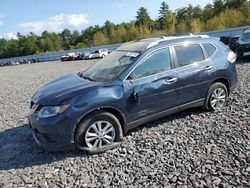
[28, 36, 238, 153]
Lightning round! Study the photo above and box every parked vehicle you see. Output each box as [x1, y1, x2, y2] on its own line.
[76, 52, 89, 60]
[28, 35, 238, 153]
[61, 53, 78, 61]
[229, 35, 240, 49]
[92, 49, 109, 58]
[231, 28, 250, 58]
[84, 49, 109, 59]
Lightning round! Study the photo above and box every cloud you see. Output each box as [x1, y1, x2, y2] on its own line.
[7, 32, 18, 40]
[0, 21, 3, 26]
[19, 13, 89, 34]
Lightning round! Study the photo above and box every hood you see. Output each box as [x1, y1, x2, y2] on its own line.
[32, 73, 99, 105]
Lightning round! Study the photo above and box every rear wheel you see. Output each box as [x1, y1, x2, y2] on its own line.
[75, 111, 123, 154]
[203, 82, 228, 111]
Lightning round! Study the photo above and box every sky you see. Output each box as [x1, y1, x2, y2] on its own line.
[0, 0, 213, 39]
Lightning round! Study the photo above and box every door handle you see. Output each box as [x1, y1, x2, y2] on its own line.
[204, 65, 213, 71]
[165, 77, 177, 84]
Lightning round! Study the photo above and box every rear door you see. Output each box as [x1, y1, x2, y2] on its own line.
[173, 42, 217, 106]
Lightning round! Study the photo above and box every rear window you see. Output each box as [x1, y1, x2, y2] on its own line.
[174, 44, 204, 67]
[203, 43, 217, 57]
[241, 29, 250, 40]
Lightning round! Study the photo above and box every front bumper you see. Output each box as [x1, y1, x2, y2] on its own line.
[28, 112, 76, 152]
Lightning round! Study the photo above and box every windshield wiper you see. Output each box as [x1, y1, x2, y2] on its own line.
[82, 76, 96, 82]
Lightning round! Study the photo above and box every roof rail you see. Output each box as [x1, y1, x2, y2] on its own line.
[146, 34, 209, 49]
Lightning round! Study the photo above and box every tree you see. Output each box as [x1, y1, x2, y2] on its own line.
[112, 24, 127, 43]
[220, 9, 244, 28]
[158, 2, 174, 30]
[159, 2, 169, 20]
[136, 7, 152, 27]
[1, 1, 250, 59]
[81, 26, 96, 46]
[240, 1, 250, 25]
[176, 21, 188, 33]
[92, 32, 110, 46]
[103, 20, 115, 39]
[190, 19, 202, 33]
[61, 29, 72, 50]
[224, 0, 248, 9]
[203, 4, 215, 21]
[206, 16, 225, 31]
[0, 38, 8, 58]
[38, 31, 61, 52]
[162, 12, 176, 34]
[176, 7, 189, 22]
[192, 5, 203, 19]
[72, 30, 80, 46]
[213, 0, 224, 15]
[20, 33, 39, 55]
[126, 22, 139, 41]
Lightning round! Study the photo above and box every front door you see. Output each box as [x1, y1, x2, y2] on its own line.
[122, 47, 179, 124]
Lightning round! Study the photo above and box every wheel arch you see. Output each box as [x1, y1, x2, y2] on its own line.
[73, 106, 127, 141]
[211, 77, 230, 96]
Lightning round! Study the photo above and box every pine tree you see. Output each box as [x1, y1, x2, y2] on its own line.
[159, 2, 169, 20]
[136, 7, 152, 27]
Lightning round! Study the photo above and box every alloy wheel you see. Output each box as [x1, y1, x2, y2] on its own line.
[85, 121, 116, 148]
[210, 88, 226, 110]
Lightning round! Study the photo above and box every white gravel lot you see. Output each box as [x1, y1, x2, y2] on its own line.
[0, 59, 249, 187]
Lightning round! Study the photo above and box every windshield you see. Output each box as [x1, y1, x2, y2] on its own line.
[241, 29, 250, 40]
[81, 50, 139, 82]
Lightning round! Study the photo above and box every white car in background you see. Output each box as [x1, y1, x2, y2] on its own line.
[85, 49, 109, 59]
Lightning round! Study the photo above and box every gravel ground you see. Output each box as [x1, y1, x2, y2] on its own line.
[0, 59, 249, 187]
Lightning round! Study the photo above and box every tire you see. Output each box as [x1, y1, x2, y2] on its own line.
[203, 82, 228, 111]
[75, 111, 123, 154]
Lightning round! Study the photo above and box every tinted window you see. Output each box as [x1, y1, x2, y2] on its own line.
[175, 44, 204, 67]
[203, 43, 217, 57]
[241, 29, 250, 40]
[130, 48, 171, 79]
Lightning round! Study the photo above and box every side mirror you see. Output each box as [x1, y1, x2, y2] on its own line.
[127, 77, 140, 104]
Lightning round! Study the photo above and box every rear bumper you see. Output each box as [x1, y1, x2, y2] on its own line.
[235, 45, 250, 58]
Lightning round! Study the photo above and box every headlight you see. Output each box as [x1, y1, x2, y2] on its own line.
[38, 105, 69, 118]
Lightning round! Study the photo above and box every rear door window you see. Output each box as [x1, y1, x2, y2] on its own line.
[202, 43, 217, 57]
[174, 44, 204, 67]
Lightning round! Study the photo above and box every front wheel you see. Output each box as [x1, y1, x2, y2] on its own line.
[75, 111, 123, 154]
[203, 83, 228, 111]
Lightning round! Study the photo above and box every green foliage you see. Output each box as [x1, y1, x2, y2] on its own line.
[136, 7, 152, 27]
[1, 1, 250, 59]
[92, 32, 110, 46]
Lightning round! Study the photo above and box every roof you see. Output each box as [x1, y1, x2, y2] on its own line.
[116, 35, 211, 53]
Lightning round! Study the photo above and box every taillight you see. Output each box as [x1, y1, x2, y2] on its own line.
[227, 51, 237, 63]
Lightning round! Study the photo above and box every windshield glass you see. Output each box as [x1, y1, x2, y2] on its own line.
[241, 29, 250, 40]
[81, 51, 139, 82]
